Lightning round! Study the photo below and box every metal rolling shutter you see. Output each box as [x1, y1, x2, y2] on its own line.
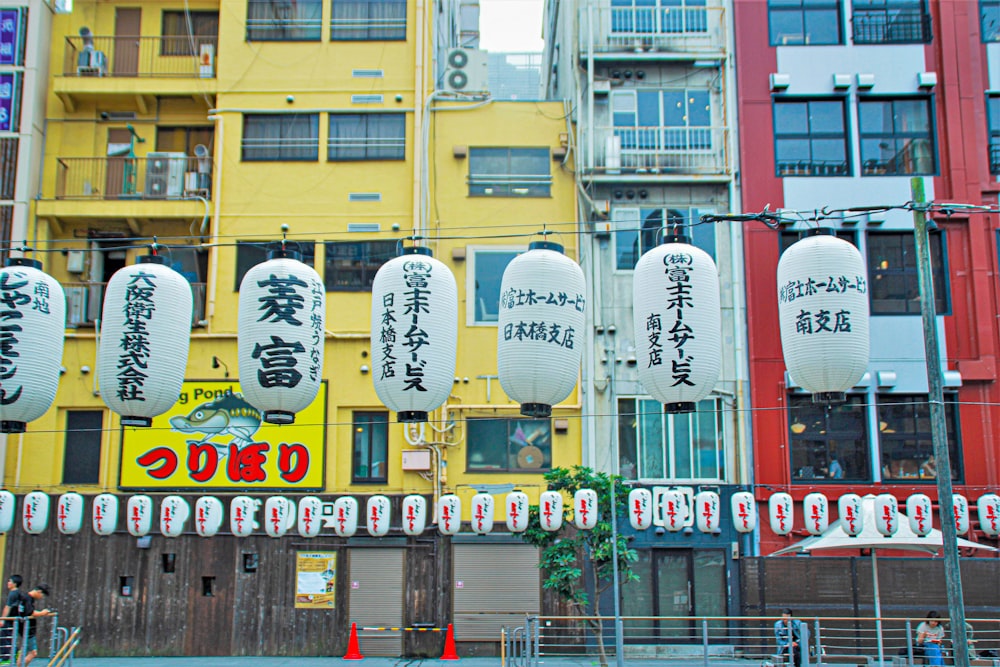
[453, 543, 540, 640]
[349, 548, 404, 656]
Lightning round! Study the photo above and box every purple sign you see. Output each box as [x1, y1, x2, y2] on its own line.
[0, 9, 21, 66]
[0, 73, 18, 133]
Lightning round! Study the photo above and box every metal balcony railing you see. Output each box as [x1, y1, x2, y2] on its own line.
[579, 4, 726, 55]
[586, 126, 730, 176]
[851, 8, 932, 44]
[62, 35, 217, 78]
[53, 156, 213, 200]
[777, 160, 850, 177]
[64, 281, 207, 328]
[990, 143, 1000, 175]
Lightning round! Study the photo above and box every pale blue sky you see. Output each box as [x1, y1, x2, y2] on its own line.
[479, 0, 545, 52]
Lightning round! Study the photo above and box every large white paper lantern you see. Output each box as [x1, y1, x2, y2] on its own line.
[803, 492, 829, 536]
[977, 494, 1000, 538]
[505, 491, 529, 533]
[92, 493, 118, 536]
[497, 241, 586, 417]
[402, 495, 427, 536]
[265, 496, 293, 538]
[160, 495, 190, 538]
[730, 491, 756, 534]
[366, 495, 391, 537]
[126, 495, 153, 537]
[539, 490, 563, 532]
[907, 494, 933, 536]
[629, 488, 654, 531]
[230, 495, 258, 537]
[56, 492, 84, 535]
[371, 247, 457, 422]
[238, 247, 325, 425]
[22, 491, 49, 534]
[297, 496, 323, 538]
[953, 493, 970, 534]
[874, 493, 899, 537]
[195, 497, 224, 537]
[777, 230, 870, 402]
[98, 255, 193, 427]
[633, 235, 721, 413]
[768, 493, 793, 536]
[0, 259, 66, 433]
[694, 490, 720, 533]
[437, 494, 461, 535]
[470, 493, 495, 535]
[838, 493, 863, 536]
[574, 489, 598, 530]
[0, 491, 14, 534]
[332, 497, 359, 538]
[661, 489, 688, 532]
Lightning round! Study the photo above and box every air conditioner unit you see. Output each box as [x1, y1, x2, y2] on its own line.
[65, 286, 89, 326]
[145, 152, 187, 198]
[443, 48, 488, 93]
[76, 48, 107, 76]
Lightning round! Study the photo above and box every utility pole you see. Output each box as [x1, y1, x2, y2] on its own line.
[910, 177, 969, 667]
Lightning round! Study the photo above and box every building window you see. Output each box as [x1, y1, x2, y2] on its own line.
[468, 148, 551, 197]
[859, 97, 935, 175]
[773, 98, 850, 176]
[611, 89, 713, 158]
[768, 0, 842, 45]
[353, 411, 388, 483]
[878, 394, 961, 482]
[0, 138, 16, 200]
[161, 11, 219, 55]
[613, 207, 716, 270]
[63, 410, 103, 485]
[983, 0, 1000, 41]
[330, 0, 407, 40]
[788, 395, 870, 482]
[867, 231, 948, 315]
[242, 114, 319, 162]
[235, 241, 315, 290]
[247, 0, 322, 41]
[324, 240, 396, 291]
[467, 418, 551, 472]
[851, 0, 932, 43]
[468, 247, 521, 324]
[989, 95, 1000, 174]
[328, 113, 405, 161]
[610, 0, 709, 36]
[617, 397, 725, 481]
[0, 8, 27, 67]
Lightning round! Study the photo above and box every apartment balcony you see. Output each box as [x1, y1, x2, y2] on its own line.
[582, 126, 731, 181]
[577, 4, 726, 60]
[54, 35, 218, 112]
[851, 8, 932, 44]
[64, 281, 207, 329]
[990, 143, 1000, 176]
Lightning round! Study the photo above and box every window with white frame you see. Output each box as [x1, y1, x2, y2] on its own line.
[612, 90, 712, 153]
[613, 207, 716, 270]
[468, 246, 522, 324]
[328, 113, 405, 161]
[246, 0, 322, 41]
[468, 148, 551, 197]
[330, 0, 407, 40]
[610, 0, 708, 35]
[617, 397, 725, 481]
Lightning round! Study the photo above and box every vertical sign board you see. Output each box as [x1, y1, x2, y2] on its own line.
[0, 9, 22, 66]
[295, 551, 336, 609]
[0, 72, 19, 133]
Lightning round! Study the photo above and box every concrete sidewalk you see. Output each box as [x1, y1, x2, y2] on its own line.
[57, 657, 768, 667]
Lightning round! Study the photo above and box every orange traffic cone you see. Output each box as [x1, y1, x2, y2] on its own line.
[344, 622, 364, 660]
[441, 623, 459, 660]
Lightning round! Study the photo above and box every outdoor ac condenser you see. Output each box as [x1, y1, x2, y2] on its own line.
[145, 152, 187, 198]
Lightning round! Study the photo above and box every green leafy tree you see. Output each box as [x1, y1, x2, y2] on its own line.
[519, 466, 639, 666]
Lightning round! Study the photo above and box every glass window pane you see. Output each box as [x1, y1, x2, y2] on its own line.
[618, 398, 639, 480]
[63, 410, 103, 485]
[894, 99, 930, 132]
[672, 411, 692, 478]
[789, 394, 870, 481]
[774, 103, 809, 134]
[809, 101, 844, 132]
[474, 250, 518, 322]
[859, 100, 891, 133]
[770, 10, 805, 44]
[639, 399, 665, 478]
[803, 8, 840, 43]
[877, 394, 961, 482]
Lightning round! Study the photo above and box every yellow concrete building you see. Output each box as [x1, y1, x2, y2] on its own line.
[6, 0, 580, 657]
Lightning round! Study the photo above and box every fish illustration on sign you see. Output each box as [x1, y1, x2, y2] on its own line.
[169, 392, 262, 455]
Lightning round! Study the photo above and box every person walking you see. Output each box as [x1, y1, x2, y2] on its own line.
[12, 584, 50, 667]
[916, 611, 946, 667]
[0, 575, 22, 666]
[775, 608, 804, 667]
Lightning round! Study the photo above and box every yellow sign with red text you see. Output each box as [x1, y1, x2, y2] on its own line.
[119, 381, 326, 490]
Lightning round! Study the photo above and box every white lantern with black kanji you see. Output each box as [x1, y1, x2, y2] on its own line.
[633, 234, 721, 413]
[297, 496, 323, 538]
[977, 494, 1000, 538]
[402, 494, 427, 536]
[160, 495, 190, 538]
[574, 489, 598, 530]
[366, 495, 391, 537]
[538, 490, 563, 532]
[230, 495, 258, 537]
[126, 495, 153, 537]
[437, 494, 461, 535]
[730, 491, 756, 534]
[0, 259, 66, 433]
[0, 491, 14, 533]
[470, 493, 495, 535]
[238, 245, 325, 425]
[803, 492, 829, 536]
[265, 496, 293, 538]
[497, 241, 586, 417]
[953, 493, 970, 534]
[838, 493, 864, 536]
[505, 491, 529, 533]
[371, 247, 457, 422]
[92, 493, 118, 536]
[694, 490, 720, 533]
[23, 491, 49, 534]
[629, 488, 654, 531]
[332, 497, 359, 538]
[874, 493, 899, 537]
[98, 254, 193, 427]
[777, 230, 869, 402]
[56, 492, 84, 535]
[768, 493, 793, 536]
[907, 494, 933, 537]
[195, 496, 224, 538]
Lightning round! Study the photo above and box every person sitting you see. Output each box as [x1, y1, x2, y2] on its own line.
[916, 611, 945, 666]
[775, 608, 804, 667]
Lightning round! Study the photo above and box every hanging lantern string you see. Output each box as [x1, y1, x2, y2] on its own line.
[150, 237, 159, 257]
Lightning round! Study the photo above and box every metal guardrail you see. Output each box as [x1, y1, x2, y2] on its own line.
[851, 9, 933, 44]
[990, 144, 999, 176]
[64, 281, 208, 328]
[578, 4, 726, 55]
[54, 156, 213, 201]
[0, 614, 78, 666]
[62, 35, 217, 78]
[584, 126, 731, 176]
